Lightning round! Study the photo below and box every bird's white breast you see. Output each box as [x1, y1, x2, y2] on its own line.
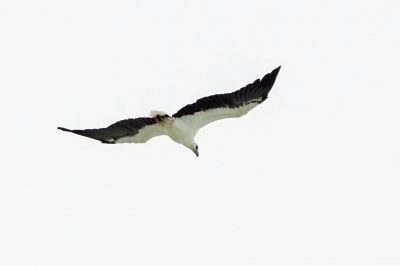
[166, 118, 196, 146]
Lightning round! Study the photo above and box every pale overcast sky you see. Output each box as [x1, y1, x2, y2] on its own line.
[0, 0, 399, 265]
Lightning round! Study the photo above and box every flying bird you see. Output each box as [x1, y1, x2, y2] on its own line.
[58, 66, 281, 157]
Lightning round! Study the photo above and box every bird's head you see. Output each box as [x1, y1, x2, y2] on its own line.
[189, 142, 199, 157]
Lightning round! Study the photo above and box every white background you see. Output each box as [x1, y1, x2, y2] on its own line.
[0, 0, 399, 265]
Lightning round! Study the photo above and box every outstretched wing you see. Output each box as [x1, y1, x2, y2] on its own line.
[172, 66, 281, 132]
[58, 117, 167, 144]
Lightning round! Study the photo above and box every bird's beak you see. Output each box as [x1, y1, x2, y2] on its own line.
[193, 149, 199, 157]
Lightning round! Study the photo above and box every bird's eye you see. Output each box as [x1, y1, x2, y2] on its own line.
[195, 145, 198, 150]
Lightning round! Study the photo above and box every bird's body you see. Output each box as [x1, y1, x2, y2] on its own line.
[166, 117, 197, 147]
[58, 66, 281, 156]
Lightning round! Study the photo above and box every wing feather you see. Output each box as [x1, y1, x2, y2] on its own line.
[57, 117, 167, 144]
[172, 66, 281, 131]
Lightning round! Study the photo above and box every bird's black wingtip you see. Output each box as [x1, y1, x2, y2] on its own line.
[260, 65, 281, 85]
[273, 65, 281, 75]
[266, 65, 281, 83]
[57, 127, 72, 132]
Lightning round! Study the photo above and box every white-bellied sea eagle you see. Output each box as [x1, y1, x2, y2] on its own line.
[58, 66, 281, 157]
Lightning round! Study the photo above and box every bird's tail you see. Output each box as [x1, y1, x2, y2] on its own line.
[150, 110, 168, 117]
[149, 110, 172, 123]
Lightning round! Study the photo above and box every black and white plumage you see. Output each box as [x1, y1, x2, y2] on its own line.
[58, 66, 281, 156]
